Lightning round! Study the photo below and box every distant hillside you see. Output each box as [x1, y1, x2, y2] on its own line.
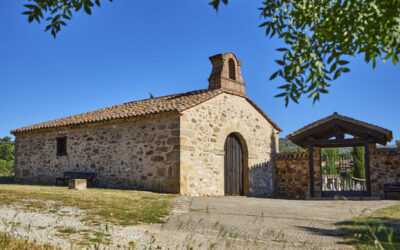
[279, 138, 304, 153]
[279, 138, 379, 154]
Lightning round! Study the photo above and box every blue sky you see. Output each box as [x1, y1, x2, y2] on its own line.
[1, 1, 399, 143]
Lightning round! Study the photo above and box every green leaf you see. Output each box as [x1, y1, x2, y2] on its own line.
[209, 0, 228, 11]
[23, 4, 37, 10]
[28, 15, 34, 23]
[333, 70, 341, 80]
[392, 53, 399, 64]
[278, 84, 290, 90]
[341, 67, 350, 73]
[269, 71, 279, 80]
[22, 11, 32, 16]
[319, 88, 329, 94]
[84, 4, 92, 15]
[289, 93, 299, 104]
[276, 48, 288, 52]
[329, 63, 337, 73]
[274, 92, 287, 98]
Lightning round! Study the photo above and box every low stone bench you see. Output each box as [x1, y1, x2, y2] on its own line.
[69, 179, 87, 190]
[56, 171, 96, 187]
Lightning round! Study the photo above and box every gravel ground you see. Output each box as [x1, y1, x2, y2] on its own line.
[0, 204, 149, 249]
[142, 197, 400, 249]
[0, 197, 398, 249]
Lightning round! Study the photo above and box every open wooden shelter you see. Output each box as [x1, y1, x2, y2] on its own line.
[288, 112, 393, 197]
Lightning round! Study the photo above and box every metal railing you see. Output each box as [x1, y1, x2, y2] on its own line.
[322, 174, 366, 192]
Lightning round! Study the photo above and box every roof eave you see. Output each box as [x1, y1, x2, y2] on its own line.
[11, 110, 181, 136]
[287, 113, 393, 147]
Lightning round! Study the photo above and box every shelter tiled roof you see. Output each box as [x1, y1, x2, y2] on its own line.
[12, 89, 281, 135]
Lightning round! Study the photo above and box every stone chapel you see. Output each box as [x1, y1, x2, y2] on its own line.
[12, 52, 281, 196]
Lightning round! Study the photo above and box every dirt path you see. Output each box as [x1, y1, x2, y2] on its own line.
[0, 197, 398, 249]
[146, 197, 399, 249]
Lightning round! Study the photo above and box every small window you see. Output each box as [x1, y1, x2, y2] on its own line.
[228, 58, 236, 80]
[56, 137, 67, 156]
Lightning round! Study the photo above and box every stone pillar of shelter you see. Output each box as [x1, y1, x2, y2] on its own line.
[307, 147, 322, 198]
[312, 147, 322, 198]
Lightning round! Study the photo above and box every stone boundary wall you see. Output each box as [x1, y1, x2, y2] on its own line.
[370, 145, 400, 197]
[276, 144, 400, 199]
[275, 152, 309, 199]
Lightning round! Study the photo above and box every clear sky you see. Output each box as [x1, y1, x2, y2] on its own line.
[1, 1, 399, 143]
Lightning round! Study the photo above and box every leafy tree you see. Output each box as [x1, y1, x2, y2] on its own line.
[0, 137, 14, 162]
[0, 160, 14, 176]
[22, 0, 113, 37]
[0, 137, 14, 176]
[23, 0, 400, 105]
[352, 146, 365, 179]
[0, 136, 12, 143]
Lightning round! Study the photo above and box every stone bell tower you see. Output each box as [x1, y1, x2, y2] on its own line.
[208, 52, 246, 95]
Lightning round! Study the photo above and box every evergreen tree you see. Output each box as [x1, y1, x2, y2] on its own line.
[321, 148, 339, 175]
[352, 147, 365, 179]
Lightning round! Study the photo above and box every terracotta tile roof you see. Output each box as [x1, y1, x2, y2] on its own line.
[12, 89, 281, 135]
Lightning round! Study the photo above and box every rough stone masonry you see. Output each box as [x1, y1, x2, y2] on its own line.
[12, 52, 281, 197]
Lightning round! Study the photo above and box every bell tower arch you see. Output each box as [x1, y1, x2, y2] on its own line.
[208, 52, 246, 95]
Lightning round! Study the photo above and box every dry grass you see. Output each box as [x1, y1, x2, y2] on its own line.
[0, 231, 58, 250]
[0, 184, 174, 226]
[368, 204, 400, 220]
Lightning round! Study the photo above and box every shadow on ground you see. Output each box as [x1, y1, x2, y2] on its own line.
[297, 216, 400, 249]
[0, 176, 15, 184]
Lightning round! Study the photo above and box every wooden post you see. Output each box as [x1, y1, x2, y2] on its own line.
[309, 146, 314, 198]
[365, 144, 371, 196]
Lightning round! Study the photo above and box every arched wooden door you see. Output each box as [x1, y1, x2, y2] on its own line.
[224, 134, 245, 195]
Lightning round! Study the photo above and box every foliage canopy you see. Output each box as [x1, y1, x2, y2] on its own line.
[23, 0, 400, 105]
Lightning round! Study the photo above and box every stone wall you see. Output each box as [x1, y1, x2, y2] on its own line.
[370, 145, 400, 197]
[179, 93, 279, 196]
[14, 112, 181, 193]
[276, 152, 309, 199]
[275, 148, 321, 199]
[276, 144, 400, 199]
[313, 147, 322, 198]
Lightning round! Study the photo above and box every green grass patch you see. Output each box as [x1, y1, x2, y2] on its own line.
[337, 204, 400, 250]
[0, 184, 174, 226]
